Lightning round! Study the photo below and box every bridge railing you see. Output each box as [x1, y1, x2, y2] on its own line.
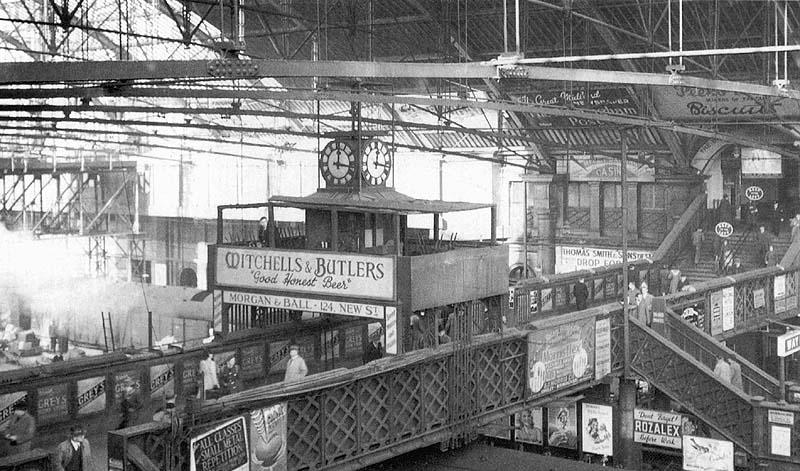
[509, 193, 707, 324]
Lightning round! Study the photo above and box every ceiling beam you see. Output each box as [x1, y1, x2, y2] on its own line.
[0, 59, 796, 101]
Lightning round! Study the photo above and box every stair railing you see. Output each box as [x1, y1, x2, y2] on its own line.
[651, 193, 707, 269]
[780, 230, 800, 268]
[727, 225, 755, 269]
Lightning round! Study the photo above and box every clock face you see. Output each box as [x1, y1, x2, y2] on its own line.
[319, 140, 356, 186]
[361, 139, 392, 186]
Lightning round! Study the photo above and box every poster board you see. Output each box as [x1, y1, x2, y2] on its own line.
[190, 416, 249, 471]
[527, 317, 594, 396]
[514, 407, 543, 445]
[581, 403, 613, 456]
[547, 403, 578, 449]
[249, 403, 287, 471]
[682, 435, 733, 471]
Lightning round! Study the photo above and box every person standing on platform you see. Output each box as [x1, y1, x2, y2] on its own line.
[48, 319, 58, 353]
[573, 277, 589, 311]
[746, 201, 759, 229]
[117, 382, 142, 430]
[691, 228, 704, 267]
[637, 283, 654, 327]
[198, 351, 220, 399]
[0, 402, 35, 456]
[363, 334, 383, 363]
[52, 425, 91, 471]
[257, 217, 269, 247]
[56, 321, 69, 354]
[284, 344, 308, 382]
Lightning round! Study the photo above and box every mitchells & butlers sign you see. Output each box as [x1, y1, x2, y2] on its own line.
[214, 247, 395, 301]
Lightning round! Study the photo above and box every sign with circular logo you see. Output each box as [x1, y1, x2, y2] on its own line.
[529, 361, 546, 393]
[715, 222, 734, 238]
[745, 186, 764, 201]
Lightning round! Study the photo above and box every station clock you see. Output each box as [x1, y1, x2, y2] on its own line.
[319, 140, 357, 186]
[360, 139, 392, 186]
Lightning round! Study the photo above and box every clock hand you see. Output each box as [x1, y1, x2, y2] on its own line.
[372, 161, 389, 168]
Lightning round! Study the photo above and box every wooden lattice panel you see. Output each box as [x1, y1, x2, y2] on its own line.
[472, 344, 505, 412]
[288, 396, 323, 470]
[357, 374, 394, 451]
[323, 386, 359, 464]
[421, 359, 450, 430]
[390, 367, 423, 439]
[502, 340, 526, 402]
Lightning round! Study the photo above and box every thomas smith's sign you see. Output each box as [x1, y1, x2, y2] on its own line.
[223, 291, 385, 320]
[215, 247, 394, 301]
[190, 416, 249, 471]
[556, 246, 652, 274]
[634, 409, 682, 449]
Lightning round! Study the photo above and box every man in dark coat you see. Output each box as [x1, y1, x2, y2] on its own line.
[573, 277, 589, 311]
[0, 402, 35, 456]
[363, 335, 383, 364]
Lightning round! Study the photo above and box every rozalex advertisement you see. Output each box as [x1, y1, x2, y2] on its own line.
[581, 403, 613, 456]
[633, 409, 682, 449]
[249, 403, 287, 471]
[190, 416, 249, 471]
[527, 317, 595, 396]
[214, 247, 395, 301]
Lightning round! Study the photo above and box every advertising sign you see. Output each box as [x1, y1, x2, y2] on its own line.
[742, 148, 782, 177]
[771, 425, 792, 457]
[150, 364, 175, 401]
[745, 186, 764, 201]
[777, 330, 800, 357]
[249, 403, 287, 471]
[190, 416, 249, 471]
[715, 222, 733, 238]
[754, 288, 765, 309]
[555, 246, 652, 274]
[239, 345, 266, 381]
[214, 247, 395, 301]
[0, 392, 27, 427]
[527, 317, 594, 396]
[582, 403, 613, 456]
[37, 384, 69, 423]
[633, 409, 682, 449]
[77, 376, 106, 415]
[682, 435, 734, 471]
[722, 287, 734, 332]
[775, 275, 787, 314]
[541, 288, 553, 312]
[567, 154, 655, 182]
[768, 409, 794, 425]
[709, 290, 723, 336]
[512, 87, 638, 128]
[114, 370, 142, 402]
[594, 317, 611, 380]
[547, 403, 578, 449]
[653, 86, 800, 122]
[514, 407, 543, 445]
[223, 291, 385, 320]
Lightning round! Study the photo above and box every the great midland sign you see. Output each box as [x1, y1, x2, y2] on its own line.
[214, 247, 395, 301]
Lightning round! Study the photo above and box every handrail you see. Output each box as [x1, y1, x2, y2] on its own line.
[780, 231, 800, 268]
[661, 306, 780, 400]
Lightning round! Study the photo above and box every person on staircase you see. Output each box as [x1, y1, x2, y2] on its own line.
[731, 257, 745, 274]
[756, 225, 773, 265]
[637, 283, 654, 327]
[746, 201, 760, 230]
[765, 245, 778, 267]
[771, 201, 786, 236]
[573, 277, 589, 311]
[717, 195, 734, 225]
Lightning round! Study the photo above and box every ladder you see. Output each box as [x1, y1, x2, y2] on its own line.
[101, 311, 116, 352]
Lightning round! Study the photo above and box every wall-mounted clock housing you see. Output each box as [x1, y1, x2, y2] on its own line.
[361, 139, 392, 186]
[319, 140, 357, 186]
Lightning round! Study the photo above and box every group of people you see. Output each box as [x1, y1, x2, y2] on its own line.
[0, 402, 91, 470]
[713, 356, 744, 390]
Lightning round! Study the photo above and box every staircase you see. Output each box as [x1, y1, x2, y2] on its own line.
[678, 226, 792, 284]
[628, 311, 781, 457]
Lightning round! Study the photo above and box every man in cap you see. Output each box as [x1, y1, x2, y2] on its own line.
[52, 425, 91, 471]
[284, 344, 308, 382]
